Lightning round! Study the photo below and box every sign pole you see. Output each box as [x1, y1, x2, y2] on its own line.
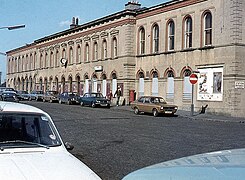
[189, 73, 198, 116]
[191, 84, 194, 116]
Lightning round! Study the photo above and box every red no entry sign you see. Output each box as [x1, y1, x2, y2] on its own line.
[189, 73, 198, 84]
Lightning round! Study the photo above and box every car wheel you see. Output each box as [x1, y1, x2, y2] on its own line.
[134, 107, 139, 115]
[49, 99, 53, 103]
[91, 102, 96, 108]
[59, 99, 62, 104]
[152, 108, 159, 117]
[43, 98, 45, 102]
[29, 97, 32, 101]
[67, 100, 71, 105]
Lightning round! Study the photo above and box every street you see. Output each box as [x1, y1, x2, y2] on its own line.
[24, 101, 245, 180]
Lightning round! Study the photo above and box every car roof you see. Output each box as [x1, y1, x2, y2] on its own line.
[0, 101, 46, 114]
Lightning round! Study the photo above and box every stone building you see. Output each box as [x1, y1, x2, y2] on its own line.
[6, 0, 245, 117]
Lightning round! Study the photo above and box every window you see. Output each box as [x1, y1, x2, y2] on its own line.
[102, 39, 107, 60]
[45, 53, 48, 68]
[152, 24, 159, 53]
[77, 45, 81, 63]
[167, 70, 175, 99]
[55, 50, 59, 67]
[168, 20, 175, 51]
[112, 37, 118, 58]
[184, 16, 192, 48]
[203, 12, 212, 46]
[69, 47, 73, 64]
[93, 42, 98, 61]
[50, 52, 53, 67]
[139, 27, 145, 55]
[85, 43, 89, 62]
[183, 69, 192, 100]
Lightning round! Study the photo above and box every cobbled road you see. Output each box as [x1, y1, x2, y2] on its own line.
[23, 101, 245, 180]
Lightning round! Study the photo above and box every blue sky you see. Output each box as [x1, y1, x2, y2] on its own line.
[0, 0, 167, 83]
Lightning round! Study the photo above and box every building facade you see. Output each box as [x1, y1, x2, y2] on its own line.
[6, 0, 245, 117]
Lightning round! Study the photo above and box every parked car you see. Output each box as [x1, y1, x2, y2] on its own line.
[80, 92, 110, 108]
[130, 96, 178, 117]
[59, 92, 80, 105]
[43, 90, 59, 103]
[29, 90, 45, 101]
[1, 91, 19, 103]
[16, 90, 31, 101]
[0, 101, 101, 180]
[0, 87, 16, 95]
[122, 148, 245, 180]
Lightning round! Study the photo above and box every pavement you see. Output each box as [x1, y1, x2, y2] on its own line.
[111, 105, 245, 123]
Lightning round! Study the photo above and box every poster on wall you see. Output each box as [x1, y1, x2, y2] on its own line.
[197, 67, 223, 101]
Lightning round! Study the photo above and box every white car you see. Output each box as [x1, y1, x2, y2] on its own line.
[0, 101, 101, 180]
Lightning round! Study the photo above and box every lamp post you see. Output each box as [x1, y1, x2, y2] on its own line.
[0, 24, 25, 86]
[0, 24, 25, 30]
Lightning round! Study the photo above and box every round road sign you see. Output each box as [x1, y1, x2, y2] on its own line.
[189, 73, 198, 84]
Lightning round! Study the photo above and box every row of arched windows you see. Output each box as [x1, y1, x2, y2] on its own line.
[8, 36, 118, 74]
[138, 11, 212, 54]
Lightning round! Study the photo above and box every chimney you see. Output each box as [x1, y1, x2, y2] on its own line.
[125, 1, 141, 10]
[70, 17, 78, 29]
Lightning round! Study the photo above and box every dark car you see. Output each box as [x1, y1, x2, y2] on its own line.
[29, 90, 45, 101]
[80, 92, 110, 108]
[130, 96, 178, 117]
[58, 92, 80, 105]
[1, 91, 19, 103]
[16, 90, 31, 101]
[43, 91, 59, 103]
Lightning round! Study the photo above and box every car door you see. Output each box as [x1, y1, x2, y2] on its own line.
[136, 97, 145, 112]
[141, 97, 151, 113]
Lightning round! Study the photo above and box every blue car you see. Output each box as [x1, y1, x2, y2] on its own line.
[80, 92, 110, 108]
[122, 148, 245, 180]
[58, 92, 80, 105]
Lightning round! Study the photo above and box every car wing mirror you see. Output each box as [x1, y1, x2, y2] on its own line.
[65, 142, 74, 151]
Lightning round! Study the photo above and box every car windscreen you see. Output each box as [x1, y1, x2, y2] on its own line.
[0, 113, 62, 149]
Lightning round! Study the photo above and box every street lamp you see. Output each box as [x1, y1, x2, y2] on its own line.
[0, 24, 25, 30]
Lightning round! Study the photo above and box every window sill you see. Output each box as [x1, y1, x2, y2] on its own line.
[180, 48, 196, 52]
[163, 50, 176, 55]
[198, 45, 214, 50]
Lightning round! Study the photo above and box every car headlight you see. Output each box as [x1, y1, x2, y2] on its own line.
[160, 106, 164, 110]
[96, 100, 100, 103]
[174, 107, 178, 110]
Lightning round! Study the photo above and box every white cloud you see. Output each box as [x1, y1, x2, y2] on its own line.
[59, 20, 70, 27]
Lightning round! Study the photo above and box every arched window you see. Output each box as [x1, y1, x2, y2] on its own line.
[167, 70, 175, 99]
[112, 73, 117, 95]
[139, 27, 145, 55]
[77, 45, 81, 63]
[69, 47, 73, 64]
[102, 39, 107, 60]
[167, 20, 175, 51]
[62, 49, 66, 59]
[138, 72, 145, 97]
[203, 11, 212, 46]
[183, 69, 192, 100]
[40, 54, 43, 69]
[50, 51, 54, 67]
[112, 37, 118, 58]
[93, 42, 98, 61]
[152, 24, 159, 53]
[184, 16, 192, 48]
[85, 43, 89, 62]
[30, 54, 33, 70]
[152, 71, 158, 96]
[55, 50, 59, 67]
[45, 53, 48, 68]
